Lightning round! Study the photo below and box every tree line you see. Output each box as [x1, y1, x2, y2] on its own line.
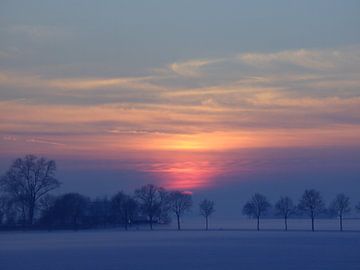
[1, 155, 359, 231]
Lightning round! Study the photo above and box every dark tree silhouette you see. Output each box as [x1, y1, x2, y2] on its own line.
[168, 191, 192, 230]
[199, 199, 215, 230]
[158, 188, 172, 224]
[298, 189, 325, 231]
[40, 193, 90, 230]
[45, 193, 90, 230]
[0, 195, 18, 226]
[135, 184, 165, 230]
[0, 195, 7, 225]
[111, 192, 138, 230]
[0, 155, 61, 225]
[88, 197, 112, 228]
[242, 193, 271, 231]
[357, 202, 360, 212]
[329, 194, 351, 231]
[275, 196, 295, 231]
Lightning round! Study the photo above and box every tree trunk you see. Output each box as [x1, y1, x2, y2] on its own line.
[284, 216, 288, 231]
[205, 216, 209, 231]
[177, 214, 181, 231]
[21, 205, 26, 228]
[149, 216, 153, 230]
[340, 215, 343, 231]
[257, 216, 260, 231]
[28, 203, 35, 226]
[311, 214, 315, 232]
[124, 219, 128, 231]
[73, 216, 78, 231]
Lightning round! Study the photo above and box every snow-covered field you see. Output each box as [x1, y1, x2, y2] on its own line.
[174, 217, 360, 231]
[1, 223, 360, 270]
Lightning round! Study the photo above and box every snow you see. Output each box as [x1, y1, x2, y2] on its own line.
[1, 221, 360, 270]
[178, 217, 360, 231]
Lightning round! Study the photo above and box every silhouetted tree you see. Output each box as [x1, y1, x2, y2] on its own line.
[329, 194, 351, 231]
[275, 196, 295, 231]
[298, 189, 325, 231]
[0, 155, 60, 225]
[37, 194, 56, 229]
[88, 197, 112, 228]
[0, 195, 7, 225]
[242, 193, 271, 231]
[111, 192, 138, 230]
[357, 202, 360, 212]
[135, 184, 166, 230]
[199, 199, 215, 230]
[158, 188, 172, 224]
[168, 191, 192, 230]
[0, 195, 19, 226]
[44, 193, 90, 230]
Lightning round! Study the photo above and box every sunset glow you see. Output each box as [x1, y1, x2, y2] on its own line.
[1, 1, 360, 193]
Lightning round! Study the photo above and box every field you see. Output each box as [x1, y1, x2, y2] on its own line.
[1, 220, 360, 270]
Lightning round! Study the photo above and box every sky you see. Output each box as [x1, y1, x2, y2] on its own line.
[0, 1, 360, 215]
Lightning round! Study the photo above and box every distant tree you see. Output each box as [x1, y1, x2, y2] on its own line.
[0, 195, 7, 225]
[357, 202, 360, 212]
[199, 199, 215, 230]
[38, 194, 56, 212]
[158, 188, 172, 224]
[45, 193, 90, 230]
[111, 192, 138, 230]
[0, 155, 61, 225]
[168, 191, 192, 230]
[298, 189, 325, 232]
[135, 184, 167, 230]
[0, 194, 19, 226]
[242, 193, 271, 231]
[329, 194, 351, 231]
[275, 196, 295, 231]
[92, 197, 113, 228]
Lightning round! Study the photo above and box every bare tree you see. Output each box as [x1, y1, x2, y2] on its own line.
[298, 189, 325, 232]
[329, 194, 351, 231]
[0, 155, 61, 225]
[88, 197, 112, 228]
[275, 196, 294, 231]
[199, 199, 215, 230]
[242, 193, 271, 231]
[0, 195, 7, 225]
[158, 188, 171, 224]
[46, 193, 89, 230]
[0, 194, 19, 226]
[357, 202, 360, 212]
[169, 191, 192, 230]
[135, 184, 165, 230]
[111, 191, 138, 230]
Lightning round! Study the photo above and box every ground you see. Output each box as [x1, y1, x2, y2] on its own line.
[1, 226, 360, 270]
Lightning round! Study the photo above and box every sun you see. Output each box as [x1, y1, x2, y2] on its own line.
[144, 133, 228, 151]
[165, 139, 207, 151]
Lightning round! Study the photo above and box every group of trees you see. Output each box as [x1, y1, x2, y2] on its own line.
[1, 155, 360, 232]
[0, 155, 211, 230]
[243, 190, 360, 231]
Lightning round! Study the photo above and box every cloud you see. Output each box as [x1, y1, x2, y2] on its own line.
[238, 47, 360, 71]
[25, 138, 66, 146]
[169, 58, 222, 77]
[1, 46, 360, 157]
[0, 71, 163, 91]
[7, 25, 71, 41]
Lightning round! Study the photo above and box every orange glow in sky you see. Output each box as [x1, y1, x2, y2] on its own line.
[141, 158, 221, 190]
